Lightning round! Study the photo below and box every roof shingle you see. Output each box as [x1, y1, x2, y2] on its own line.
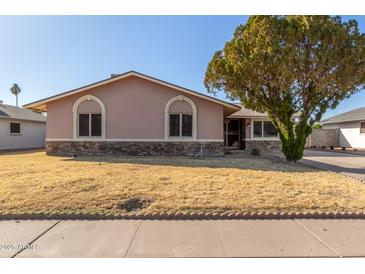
[0, 104, 46, 123]
[228, 105, 268, 118]
[228, 105, 301, 118]
[322, 107, 365, 124]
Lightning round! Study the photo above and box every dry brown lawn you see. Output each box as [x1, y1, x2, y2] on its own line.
[1, 150, 365, 217]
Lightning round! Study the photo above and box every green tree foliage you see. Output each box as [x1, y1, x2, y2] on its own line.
[10, 83, 21, 107]
[312, 123, 322, 129]
[205, 16, 365, 162]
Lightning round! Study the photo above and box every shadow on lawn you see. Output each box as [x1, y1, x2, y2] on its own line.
[0, 148, 45, 156]
[60, 154, 315, 173]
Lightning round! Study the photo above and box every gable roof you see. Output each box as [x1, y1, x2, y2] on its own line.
[322, 107, 365, 125]
[0, 103, 46, 123]
[23, 71, 241, 114]
[227, 105, 268, 118]
[227, 104, 302, 118]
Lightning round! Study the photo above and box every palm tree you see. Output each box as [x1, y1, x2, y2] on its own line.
[10, 83, 21, 107]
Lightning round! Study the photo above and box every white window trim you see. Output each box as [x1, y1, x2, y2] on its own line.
[72, 94, 106, 140]
[9, 122, 21, 136]
[164, 95, 197, 140]
[251, 118, 279, 140]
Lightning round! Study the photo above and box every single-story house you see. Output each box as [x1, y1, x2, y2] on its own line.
[24, 71, 282, 156]
[321, 107, 365, 149]
[0, 102, 46, 150]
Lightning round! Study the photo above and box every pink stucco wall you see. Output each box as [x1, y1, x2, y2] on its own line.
[77, 100, 101, 114]
[169, 100, 192, 113]
[46, 76, 224, 140]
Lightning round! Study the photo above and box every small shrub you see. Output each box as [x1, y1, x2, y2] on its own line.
[342, 147, 346, 150]
[322, 146, 326, 149]
[250, 148, 260, 156]
[330, 146, 334, 150]
[312, 124, 322, 129]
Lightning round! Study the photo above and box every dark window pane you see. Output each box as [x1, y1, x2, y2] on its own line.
[253, 121, 262, 138]
[182, 114, 192, 137]
[169, 114, 180, 137]
[10, 123, 20, 134]
[227, 119, 239, 132]
[79, 114, 89, 136]
[361, 122, 365, 133]
[263, 121, 278, 137]
[91, 114, 102, 136]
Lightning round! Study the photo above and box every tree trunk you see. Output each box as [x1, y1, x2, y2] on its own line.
[280, 135, 306, 162]
[278, 122, 312, 162]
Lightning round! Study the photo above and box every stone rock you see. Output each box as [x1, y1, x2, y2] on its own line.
[245, 140, 281, 151]
[46, 141, 224, 157]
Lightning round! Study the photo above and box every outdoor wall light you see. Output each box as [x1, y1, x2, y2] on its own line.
[247, 122, 250, 128]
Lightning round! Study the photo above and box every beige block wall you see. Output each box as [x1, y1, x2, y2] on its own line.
[306, 128, 339, 148]
[323, 121, 365, 148]
[0, 119, 46, 150]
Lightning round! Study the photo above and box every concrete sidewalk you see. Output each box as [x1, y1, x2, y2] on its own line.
[1, 219, 365, 258]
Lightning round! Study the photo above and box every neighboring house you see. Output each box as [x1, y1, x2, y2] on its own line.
[0, 103, 46, 150]
[321, 107, 365, 149]
[24, 71, 281, 156]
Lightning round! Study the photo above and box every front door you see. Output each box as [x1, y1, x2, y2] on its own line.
[224, 119, 245, 149]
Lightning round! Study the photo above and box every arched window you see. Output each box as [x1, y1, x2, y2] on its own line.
[164, 95, 197, 139]
[72, 95, 106, 139]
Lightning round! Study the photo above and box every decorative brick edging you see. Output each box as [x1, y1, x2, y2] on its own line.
[267, 153, 365, 183]
[326, 170, 365, 183]
[299, 161, 365, 183]
[1, 211, 365, 220]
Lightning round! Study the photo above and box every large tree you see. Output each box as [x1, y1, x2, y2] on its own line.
[205, 16, 365, 162]
[10, 83, 21, 107]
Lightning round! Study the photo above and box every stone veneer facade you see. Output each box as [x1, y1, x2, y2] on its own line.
[245, 140, 282, 151]
[46, 141, 224, 157]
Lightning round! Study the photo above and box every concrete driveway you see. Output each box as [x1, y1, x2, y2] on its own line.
[2, 219, 365, 258]
[302, 150, 365, 181]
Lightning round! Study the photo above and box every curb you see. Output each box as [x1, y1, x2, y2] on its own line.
[1, 211, 365, 220]
[306, 148, 365, 157]
[299, 160, 365, 183]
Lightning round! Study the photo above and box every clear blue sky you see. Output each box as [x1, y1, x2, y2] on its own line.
[0, 16, 364, 119]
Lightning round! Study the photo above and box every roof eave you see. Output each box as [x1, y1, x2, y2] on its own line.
[322, 118, 365, 125]
[0, 116, 46, 123]
[23, 71, 240, 112]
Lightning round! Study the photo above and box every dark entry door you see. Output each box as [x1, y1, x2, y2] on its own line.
[240, 118, 246, 150]
[224, 118, 245, 149]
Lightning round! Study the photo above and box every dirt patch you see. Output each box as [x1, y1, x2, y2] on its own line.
[118, 197, 152, 212]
